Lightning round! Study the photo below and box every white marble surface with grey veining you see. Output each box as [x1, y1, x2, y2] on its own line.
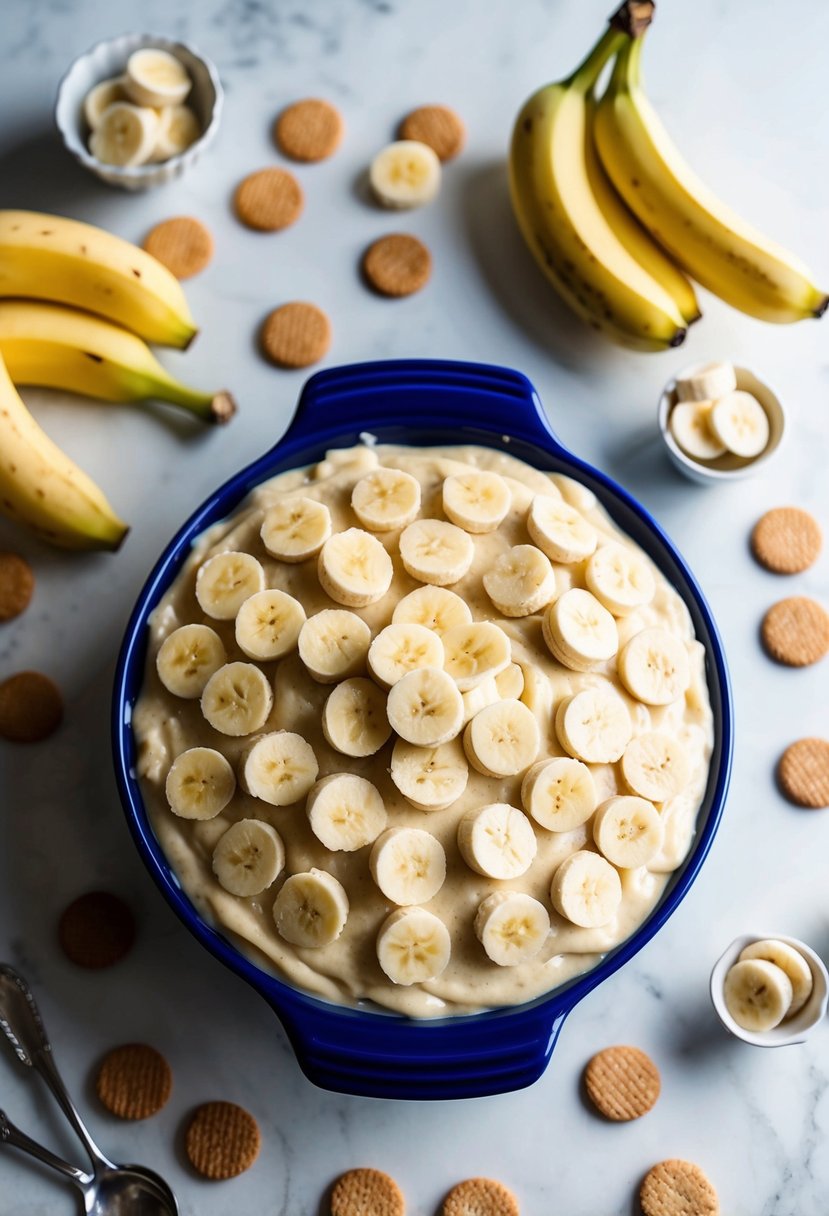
[0, 0, 828, 1212]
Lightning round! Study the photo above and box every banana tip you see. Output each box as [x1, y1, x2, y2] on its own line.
[669, 328, 687, 348]
[182, 327, 200, 351]
[212, 392, 237, 425]
[813, 294, 829, 319]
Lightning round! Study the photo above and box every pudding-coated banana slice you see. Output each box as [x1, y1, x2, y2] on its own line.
[165, 746, 236, 819]
[370, 827, 447, 905]
[669, 402, 726, 461]
[318, 528, 393, 607]
[556, 687, 632, 764]
[273, 868, 349, 948]
[376, 907, 451, 985]
[298, 609, 371, 683]
[389, 737, 469, 810]
[618, 628, 690, 706]
[621, 732, 689, 802]
[399, 519, 474, 586]
[527, 496, 597, 564]
[592, 795, 663, 869]
[212, 818, 285, 897]
[369, 140, 441, 209]
[240, 730, 319, 805]
[83, 76, 127, 129]
[386, 667, 464, 747]
[461, 675, 500, 724]
[307, 773, 387, 851]
[521, 756, 597, 832]
[89, 102, 158, 167]
[442, 621, 511, 691]
[457, 803, 537, 880]
[709, 390, 769, 458]
[550, 850, 622, 928]
[124, 47, 192, 108]
[463, 698, 540, 778]
[195, 551, 265, 620]
[323, 677, 391, 756]
[235, 589, 306, 661]
[261, 497, 332, 563]
[351, 467, 421, 531]
[483, 544, 556, 617]
[442, 471, 511, 534]
[542, 588, 618, 671]
[739, 939, 813, 1017]
[518, 661, 555, 740]
[201, 662, 273, 736]
[723, 958, 793, 1032]
[392, 585, 472, 634]
[585, 543, 656, 617]
[495, 662, 525, 700]
[675, 361, 736, 403]
[367, 622, 444, 689]
[475, 892, 550, 967]
[156, 623, 226, 698]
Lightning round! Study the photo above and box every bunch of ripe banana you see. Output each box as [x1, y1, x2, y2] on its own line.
[0, 209, 235, 551]
[509, 0, 828, 351]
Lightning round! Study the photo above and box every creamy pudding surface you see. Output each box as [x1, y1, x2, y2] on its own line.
[133, 443, 713, 1017]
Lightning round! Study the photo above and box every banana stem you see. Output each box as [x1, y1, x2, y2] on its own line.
[609, 34, 642, 94]
[567, 26, 626, 89]
[608, 0, 655, 38]
[130, 374, 237, 424]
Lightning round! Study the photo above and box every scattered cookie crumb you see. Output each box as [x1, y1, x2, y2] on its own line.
[399, 105, 465, 161]
[235, 167, 304, 232]
[778, 737, 829, 808]
[761, 596, 829, 667]
[442, 1177, 519, 1216]
[142, 217, 214, 279]
[640, 1159, 719, 1216]
[96, 1043, 172, 1120]
[185, 1101, 261, 1180]
[362, 234, 431, 297]
[58, 892, 136, 969]
[260, 302, 331, 368]
[330, 1167, 405, 1216]
[584, 1044, 660, 1121]
[274, 98, 344, 162]
[751, 507, 822, 575]
[0, 670, 63, 742]
[0, 552, 34, 622]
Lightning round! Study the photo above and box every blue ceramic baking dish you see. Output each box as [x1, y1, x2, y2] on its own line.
[113, 359, 733, 1101]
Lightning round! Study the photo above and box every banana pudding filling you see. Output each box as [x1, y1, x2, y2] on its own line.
[133, 443, 713, 1017]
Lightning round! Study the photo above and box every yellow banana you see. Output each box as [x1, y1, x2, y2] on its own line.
[0, 349, 127, 551]
[0, 210, 198, 348]
[594, 35, 828, 323]
[0, 301, 235, 424]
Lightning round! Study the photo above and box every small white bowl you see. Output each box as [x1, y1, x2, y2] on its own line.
[55, 32, 223, 191]
[710, 933, 828, 1047]
[658, 363, 786, 484]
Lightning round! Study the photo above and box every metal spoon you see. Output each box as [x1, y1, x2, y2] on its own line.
[0, 964, 178, 1215]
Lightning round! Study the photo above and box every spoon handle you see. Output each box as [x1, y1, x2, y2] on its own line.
[0, 1108, 92, 1187]
[0, 964, 112, 1171]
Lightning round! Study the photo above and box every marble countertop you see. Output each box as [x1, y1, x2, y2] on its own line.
[1, 0, 827, 1212]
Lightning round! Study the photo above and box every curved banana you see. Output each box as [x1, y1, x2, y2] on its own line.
[0, 302, 235, 424]
[0, 210, 198, 348]
[0, 350, 127, 551]
[508, 25, 691, 350]
[594, 36, 828, 323]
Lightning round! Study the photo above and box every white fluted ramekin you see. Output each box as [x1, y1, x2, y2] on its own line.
[711, 933, 828, 1047]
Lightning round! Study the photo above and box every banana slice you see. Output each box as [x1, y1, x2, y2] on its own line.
[369, 140, 441, 209]
[124, 47, 192, 108]
[367, 622, 444, 689]
[240, 730, 318, 805]
[89, 102, 159, 167]
[261, 497, 332, 563]
[156, 623, 226, 698]
[195, 551, 266, 620]
[389, 738, 468, 810]
[83, 76, 128, 129]
[521, 757, 597, 831]
[351, 468, 421, 531]
[585, 543, 656, 617]
[165, 746, 236, 820]
[519, 661, 555, 739]
[370, 827, 447, 905]
[457, 803, 537, 879]
[550, 850, 622, 928]
[298, 609, 371, 683]
[496, 662, 525, 700]
[152, 103, 200, 162]
[527, 496, 597, 564]
[442, 622, 511, 691]
[376, 907, 451, 985]
[675, 361, 736, 403]
[386, 667, 464, 747]
[618, 628, 690, 706]
[542, 588, 618, 671]
[592, 795, 663, 869]
[475, 892, 550, 967]
[621, 732, 689, 802]
[235, 589, 306, 661]
[392, 585, 472, 634]
[212, 818, 285, 897]
[463, 698, 540, 778]
[306, 774, 387, 851]
[399, 519, 474, 586]
[442, 471, 511, 534]
[318, 528, 393, 607]
[669, 401, 727, 461]
[723, 958, 793, 1032]
[273, 868, 349, 948]
[322, 677, 391, 756]
[739, 940, 813, 1017]
[709, 390, 769, 458]
[483, 545, 556, 617]
[461, 675, 500, 724]
[556, 687, 632, 764]
[201, 662, 273, 737]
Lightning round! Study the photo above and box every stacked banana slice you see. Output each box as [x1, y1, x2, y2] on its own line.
[724, 939, 815, 1032]
[668, 361, 770, 467]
